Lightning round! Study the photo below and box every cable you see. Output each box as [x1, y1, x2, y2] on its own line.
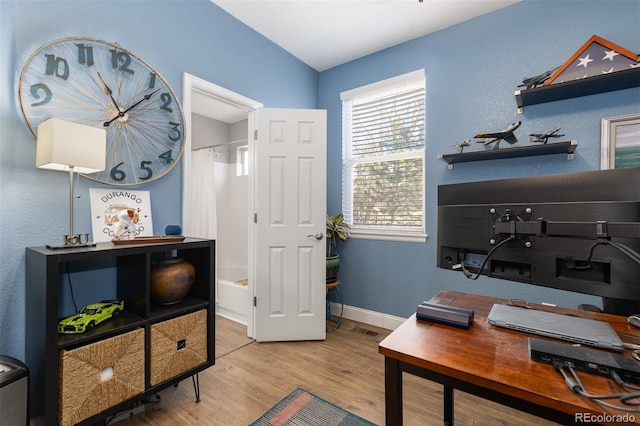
[459, 236, 516, 280]
[609, 241, 640, 265]
[586, 240, 640, 266]
[553, 360, 640, 412]
[610, 370, 640, 391]
[65, 262, 79, 313]
[216, 339, 256, 360]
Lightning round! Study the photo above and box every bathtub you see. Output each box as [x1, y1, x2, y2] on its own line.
[215, 265, 249, 325]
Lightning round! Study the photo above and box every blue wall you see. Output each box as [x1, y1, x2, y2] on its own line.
[319, 0, 640, 318]
[1, 0, 639, 362]
[0, 0, 318, 360]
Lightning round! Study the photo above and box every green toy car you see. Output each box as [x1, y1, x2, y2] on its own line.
[58, 300, 124, 334]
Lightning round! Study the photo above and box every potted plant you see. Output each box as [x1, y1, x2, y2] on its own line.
[326, 213, 351, 283]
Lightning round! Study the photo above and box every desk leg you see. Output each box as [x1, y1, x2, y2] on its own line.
[444, 385, 453, 425]
[384, 357, 403, 425]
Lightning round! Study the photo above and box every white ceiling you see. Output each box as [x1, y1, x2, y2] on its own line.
[211, 0, 520, 72]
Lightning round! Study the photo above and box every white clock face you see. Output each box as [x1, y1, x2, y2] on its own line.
[19, 37, 185, 186]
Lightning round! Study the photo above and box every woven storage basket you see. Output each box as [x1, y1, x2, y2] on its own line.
[58, 328, 145, 426]
[150, 309, 207, 386]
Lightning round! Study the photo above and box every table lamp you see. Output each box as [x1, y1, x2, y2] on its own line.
[36, 118, 106, 249]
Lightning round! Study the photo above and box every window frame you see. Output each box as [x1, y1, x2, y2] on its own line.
[341, 69, 427, 243]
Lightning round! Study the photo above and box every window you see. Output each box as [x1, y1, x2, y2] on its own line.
[341, 70, 426, 242]
[236, 145, 249, 176]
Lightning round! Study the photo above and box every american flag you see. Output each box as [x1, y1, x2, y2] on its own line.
[546, 35, 639, 85]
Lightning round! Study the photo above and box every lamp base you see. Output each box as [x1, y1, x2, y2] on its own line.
[46, 234, 96, 250]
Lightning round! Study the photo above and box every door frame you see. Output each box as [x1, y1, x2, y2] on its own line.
[182, 72, 262, 337]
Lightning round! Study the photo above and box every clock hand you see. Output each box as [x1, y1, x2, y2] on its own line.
[96, 72, 121, 111]
[122, 88, 161, 114]
[103, 89, 160, 127]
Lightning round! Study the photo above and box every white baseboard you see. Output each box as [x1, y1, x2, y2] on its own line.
[330, 302, 406, 330]
[215, 305, 248, 326]
[217, 301, 406, 331]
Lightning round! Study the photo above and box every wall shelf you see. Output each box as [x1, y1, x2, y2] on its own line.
[438, 140, 578, 169]
[515, 68, 640, 112]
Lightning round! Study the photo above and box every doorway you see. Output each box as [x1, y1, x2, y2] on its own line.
[182, 73, 262, 340]
[183, 74, 327, 342]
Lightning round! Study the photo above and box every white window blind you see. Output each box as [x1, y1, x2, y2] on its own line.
[341, 70, 426, 242]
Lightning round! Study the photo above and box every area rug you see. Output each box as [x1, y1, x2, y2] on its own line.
[250, 388, 377, 426]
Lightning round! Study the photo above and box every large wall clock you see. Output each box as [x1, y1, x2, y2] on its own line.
[18, 36, 185, 186]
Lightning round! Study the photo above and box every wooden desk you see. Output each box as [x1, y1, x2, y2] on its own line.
[379, 291, 640, 425]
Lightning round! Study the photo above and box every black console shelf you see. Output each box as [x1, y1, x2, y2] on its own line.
[25, 238, 215, 426]
[438, 140, 578, 169]
[515, 68, 640, 111]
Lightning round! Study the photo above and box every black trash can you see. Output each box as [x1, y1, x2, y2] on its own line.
[0, 355, 29, 425]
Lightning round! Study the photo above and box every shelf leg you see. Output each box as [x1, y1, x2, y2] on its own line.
[192, 374, 201, 403]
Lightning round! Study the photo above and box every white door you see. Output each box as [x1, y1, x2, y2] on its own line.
[250, 108, 327, 342]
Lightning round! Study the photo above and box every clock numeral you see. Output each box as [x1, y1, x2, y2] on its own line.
[29, 83, 52, 106]
[109, 49, 134, 75]
[139, 161, 153, 180]
[75, 43, 95, 66]
[110, 162, 126, 182]
[45, 54, 69, 80]
[160, 93, 173, 112]
[168, 122, 182, 142]
[148, 72, 157, 89]
[159, 150, 174, 164]
[111, 161, 160, 182]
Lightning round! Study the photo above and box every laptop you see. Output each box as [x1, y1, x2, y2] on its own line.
[487, 303, 625, 351]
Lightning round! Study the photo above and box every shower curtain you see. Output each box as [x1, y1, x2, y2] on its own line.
[189, 148, 219, 301]
[189, 148, 218, 240]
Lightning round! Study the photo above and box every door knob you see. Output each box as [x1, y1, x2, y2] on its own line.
[307, 233, 324, 240]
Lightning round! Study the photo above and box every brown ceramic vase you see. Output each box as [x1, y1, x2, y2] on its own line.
[150, 257, 195, 305]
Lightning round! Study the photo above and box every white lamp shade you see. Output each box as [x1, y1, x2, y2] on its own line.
[36, 118, 106, 174]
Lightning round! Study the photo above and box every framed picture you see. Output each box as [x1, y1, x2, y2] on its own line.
[600, 113, 640, 170]
[89, 188, 154, 242]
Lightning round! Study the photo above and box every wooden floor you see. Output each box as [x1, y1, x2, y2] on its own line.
[115, 316, 558, 426]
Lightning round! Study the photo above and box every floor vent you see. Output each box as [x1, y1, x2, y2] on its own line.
[352, 326, 380, 337]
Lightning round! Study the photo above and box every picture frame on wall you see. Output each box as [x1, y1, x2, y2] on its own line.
[600, 113, 640, 170]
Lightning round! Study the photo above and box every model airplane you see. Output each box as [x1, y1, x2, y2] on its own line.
[474, 121, 521, 150]
[518, 66, 559, 89]
[529, 126, 564, 144]
[452, 139, 471, 153]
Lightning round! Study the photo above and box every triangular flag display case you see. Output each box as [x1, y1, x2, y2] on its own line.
[515, 35, 640, 111]
[545, 35, 638, 85]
